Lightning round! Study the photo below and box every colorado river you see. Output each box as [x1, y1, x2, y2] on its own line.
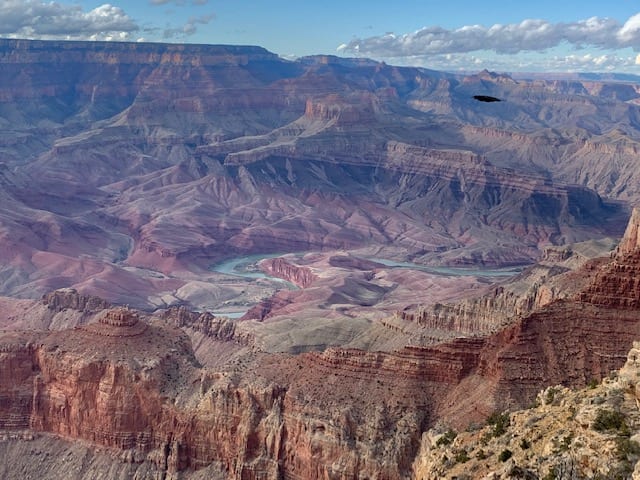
[212, 253, 297, 286]
[212, 252, 523, 282]
[209, 253, 297, 318]
[368, 258, 524, 278]
[212, 253, 285, 279]
[209, 252, 523, 319]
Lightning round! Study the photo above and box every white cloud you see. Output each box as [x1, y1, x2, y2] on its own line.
[389, 51, 640, 73]
[150, 0, 209, 5]
[339, 13, 640, 58]
[0, 1, 139, 41]
[618, 13, 640, 43]
[162, 13, 215, 39]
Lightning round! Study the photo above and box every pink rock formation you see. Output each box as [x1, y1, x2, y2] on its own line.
[617, 207, 640, 256]
[258, 257, 316, 288]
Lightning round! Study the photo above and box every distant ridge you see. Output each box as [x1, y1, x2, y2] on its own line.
[510, 71, 640, 83]
[0, 37, 274, 55]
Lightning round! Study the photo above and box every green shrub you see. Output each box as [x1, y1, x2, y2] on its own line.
[592, 409, 627, 433]
[498, 449, 513, 462]
[436, 429, 457, 446]
[487, 411, 510, 437]
[454, 449, 470, 464]
[519, 438, 531, 450]
[616, 437, 640, 461]
[557, 432, 574, 452]
[545, 386, 559, 404]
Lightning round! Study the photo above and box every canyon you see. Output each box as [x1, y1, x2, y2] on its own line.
[1, 39, 640, 478]
[0, 209, 639, 479]
[0, 38, 634, 313]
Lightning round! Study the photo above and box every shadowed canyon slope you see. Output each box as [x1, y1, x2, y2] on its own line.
[0, 39, 636, 309]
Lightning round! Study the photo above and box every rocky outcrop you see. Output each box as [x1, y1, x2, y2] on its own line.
[398, 244, 610, 336]
[0, 309, 444, 479]
[0, 311, 284, 477]
[42, 288, 110, 313]
[414, 345, 640, 479]
[580, 207, 640, 309]
[158, 305, 237, 342]
[618, 207, 640, 256]
[240, 290, 294, 321]
[259, 257, 316, 288]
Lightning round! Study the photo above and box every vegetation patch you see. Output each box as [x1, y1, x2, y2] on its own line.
[436, 429, 457, 447]
[498, 449, 513, 462]
[592, 409, 628, 434]
[487, 411, 511, 437]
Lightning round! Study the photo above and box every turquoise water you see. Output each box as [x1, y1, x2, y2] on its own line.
[210, 253, 298, 287]
[212, 252, 523, 281]
[212, 311, 247, 319]
[368, 257, 524, 277]
[208, 253, 522, 319]
[211, 253, 284, 279]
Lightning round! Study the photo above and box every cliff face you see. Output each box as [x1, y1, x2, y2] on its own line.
[435, 210, 640, 423]
[1, 212, 640, 478]
[395, 238, 614, 340]
[618, 207, 640, 256]
[0, 309, 286, 477]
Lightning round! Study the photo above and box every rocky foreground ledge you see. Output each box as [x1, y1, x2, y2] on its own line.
[1, 210, 640, 478]
[415, 342, 640, 479]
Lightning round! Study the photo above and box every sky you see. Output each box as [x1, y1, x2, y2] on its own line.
[3, 0, 640, 73]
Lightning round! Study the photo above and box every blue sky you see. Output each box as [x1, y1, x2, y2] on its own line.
[3, 1, 640, 73]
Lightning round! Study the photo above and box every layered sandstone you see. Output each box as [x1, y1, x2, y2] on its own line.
[618, 207, 640, 255]
[0, 211, 639, 478]
[258, 257, 316, 288]
[42, 289, 110, 314]
[397, 239, 613, 337]
[2, 38, 640, 478]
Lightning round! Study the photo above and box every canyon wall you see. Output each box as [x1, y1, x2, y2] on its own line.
[1, 38, 640, 478]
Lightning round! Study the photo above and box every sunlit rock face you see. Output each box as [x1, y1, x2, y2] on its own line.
[0, 38, 634, 310]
